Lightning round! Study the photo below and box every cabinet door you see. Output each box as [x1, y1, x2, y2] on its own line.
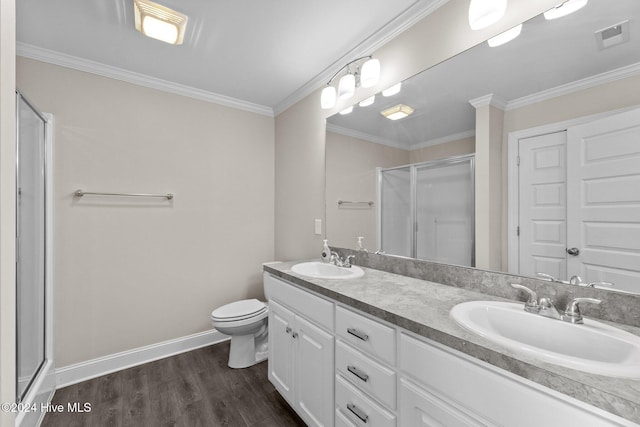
[268, 300, 295, 403]
[399, 378, 485, 427]
[295, 315, 335, 427]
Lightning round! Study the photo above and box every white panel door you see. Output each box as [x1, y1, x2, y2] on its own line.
[268, 300, 295, 404]
[294, 315, 334, 427]
[518, 132, 568, 280]
[567, 108, 640, 293]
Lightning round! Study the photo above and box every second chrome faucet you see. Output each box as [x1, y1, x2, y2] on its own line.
[510, 284, 601, 324]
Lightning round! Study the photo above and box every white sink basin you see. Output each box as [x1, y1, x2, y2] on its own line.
[450, 301, 640, 378]
[291, 261, 364, 280]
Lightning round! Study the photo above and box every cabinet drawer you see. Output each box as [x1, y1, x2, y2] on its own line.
[335, 306, 395, 365]
[400, 333, 632, 427]
[336, 375, 396, 427]
[264, 273, 334, 331]
[399, 378, 485, 427]
[336, 340, 396, 410]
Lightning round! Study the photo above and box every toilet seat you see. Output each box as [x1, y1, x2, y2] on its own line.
[211, 299, 267, 322]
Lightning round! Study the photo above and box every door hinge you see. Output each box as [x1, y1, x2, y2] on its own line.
[516, 226, 520, 236]
[516, 156, 520, 166]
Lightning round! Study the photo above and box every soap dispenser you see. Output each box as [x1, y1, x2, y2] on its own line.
[321, 240, 331, 262]
[356, 236, 367, 252]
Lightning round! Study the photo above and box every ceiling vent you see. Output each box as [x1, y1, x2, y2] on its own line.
[595, 20, 630, 50]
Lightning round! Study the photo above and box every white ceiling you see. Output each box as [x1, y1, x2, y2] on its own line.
[327, 0, 640, 149]
[16, 0, 443, 115]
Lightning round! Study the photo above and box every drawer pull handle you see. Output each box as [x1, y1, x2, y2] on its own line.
[347, 328, 369, 342]
[347, 365, 369, 382]
[347, 403, 368, 423]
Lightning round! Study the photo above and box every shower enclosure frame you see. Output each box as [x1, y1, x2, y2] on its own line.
[376, 154, 475, 266]
[15, 90, 55, 427]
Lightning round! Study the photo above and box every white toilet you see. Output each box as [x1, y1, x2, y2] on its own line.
[211, 298, 268, 368]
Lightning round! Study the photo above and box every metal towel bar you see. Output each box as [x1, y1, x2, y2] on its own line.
[74, 189, 174, 200]
[338, 200, 373, 207]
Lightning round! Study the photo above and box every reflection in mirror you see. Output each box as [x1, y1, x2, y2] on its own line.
[325, 0, 640, 294]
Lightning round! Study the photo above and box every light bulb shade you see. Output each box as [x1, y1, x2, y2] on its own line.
[382, 82, 402, 97]
[338, 73, 356, 100]
[339, 106, 354, 115]
[487, 23, 522, 47]
[544, 0, 588, 20]
[359, 96, 375, 107]
[360, 58, 380, 88]
[321, 86, 337, 109]
[468, 0, 507, 30]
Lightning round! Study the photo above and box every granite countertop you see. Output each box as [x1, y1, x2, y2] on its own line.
[263, 260, 640, 424]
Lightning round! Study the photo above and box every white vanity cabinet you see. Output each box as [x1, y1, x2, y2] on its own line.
[266, 275, 335, 427]
[264, 272, 637, 427]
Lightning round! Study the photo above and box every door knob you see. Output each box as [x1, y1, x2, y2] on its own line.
[567, 247, 580, 256]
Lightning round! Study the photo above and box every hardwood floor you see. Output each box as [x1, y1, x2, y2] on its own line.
[42, 342, 306, 427]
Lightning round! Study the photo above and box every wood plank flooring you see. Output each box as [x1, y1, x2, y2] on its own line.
[42, 342, 306, 427]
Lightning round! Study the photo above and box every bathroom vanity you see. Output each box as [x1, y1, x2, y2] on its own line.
[263, 260, 640, 427]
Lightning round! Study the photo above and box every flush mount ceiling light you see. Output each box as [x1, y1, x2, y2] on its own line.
[488, 24, 523, 47]
[382, 82, 402, 97]
[544, 0, 588, 20]
[380, 104, 414, 121]
[134, 0, 188, 45]
[468, 0, 507, 30]
[320, 56, 381, 109]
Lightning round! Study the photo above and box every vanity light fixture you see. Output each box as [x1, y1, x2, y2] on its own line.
[382, 82, 402, 97]
[544, 0, 588, 20]
[468, 0, 507, 30]
[381, 104, 414, 120]
[359, 96, 375, 107]
[320, 56, 381, 109]
[339, 106, 354, 115]
[134, 0, 188, 45]
[488, 24, 523, 47]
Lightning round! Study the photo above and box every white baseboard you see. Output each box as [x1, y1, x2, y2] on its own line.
[55, 330, 228, 388]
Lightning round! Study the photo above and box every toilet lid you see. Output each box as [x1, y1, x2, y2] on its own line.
[211, 299, 267, 321]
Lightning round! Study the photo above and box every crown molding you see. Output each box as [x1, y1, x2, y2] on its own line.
[411, 129, 476, 150]
[273, 0, 450, 116]
[326, 123, 409, 150]
[468, 93, 507, 110]
[506, 61, 640, 111]
[17, 42, 274, 117]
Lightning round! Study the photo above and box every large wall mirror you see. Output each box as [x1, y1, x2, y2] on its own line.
[325, 0, 640, 294]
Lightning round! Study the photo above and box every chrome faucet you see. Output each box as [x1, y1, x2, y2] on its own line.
[330, 252, 355, 268]
[510, 284, 601, 324]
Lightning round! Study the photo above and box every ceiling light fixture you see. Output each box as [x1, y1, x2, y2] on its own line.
[468, 0, 507, 30]
[134, 0, 188, 45]
[320, 56, 381, 109]
[487, 24, 523, 47]
[544, 0, 588, 20]
[381, 104, 414, 120]
[382, 82, 402, 97]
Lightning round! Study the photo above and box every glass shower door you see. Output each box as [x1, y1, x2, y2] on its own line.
[379, 166, 412, 257]
[415, 159, 474, 266]
[16, 93, 47, 401]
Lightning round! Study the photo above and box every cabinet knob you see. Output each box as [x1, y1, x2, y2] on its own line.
[285, 326, 292, 334]
[292, 331, 298, 339]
